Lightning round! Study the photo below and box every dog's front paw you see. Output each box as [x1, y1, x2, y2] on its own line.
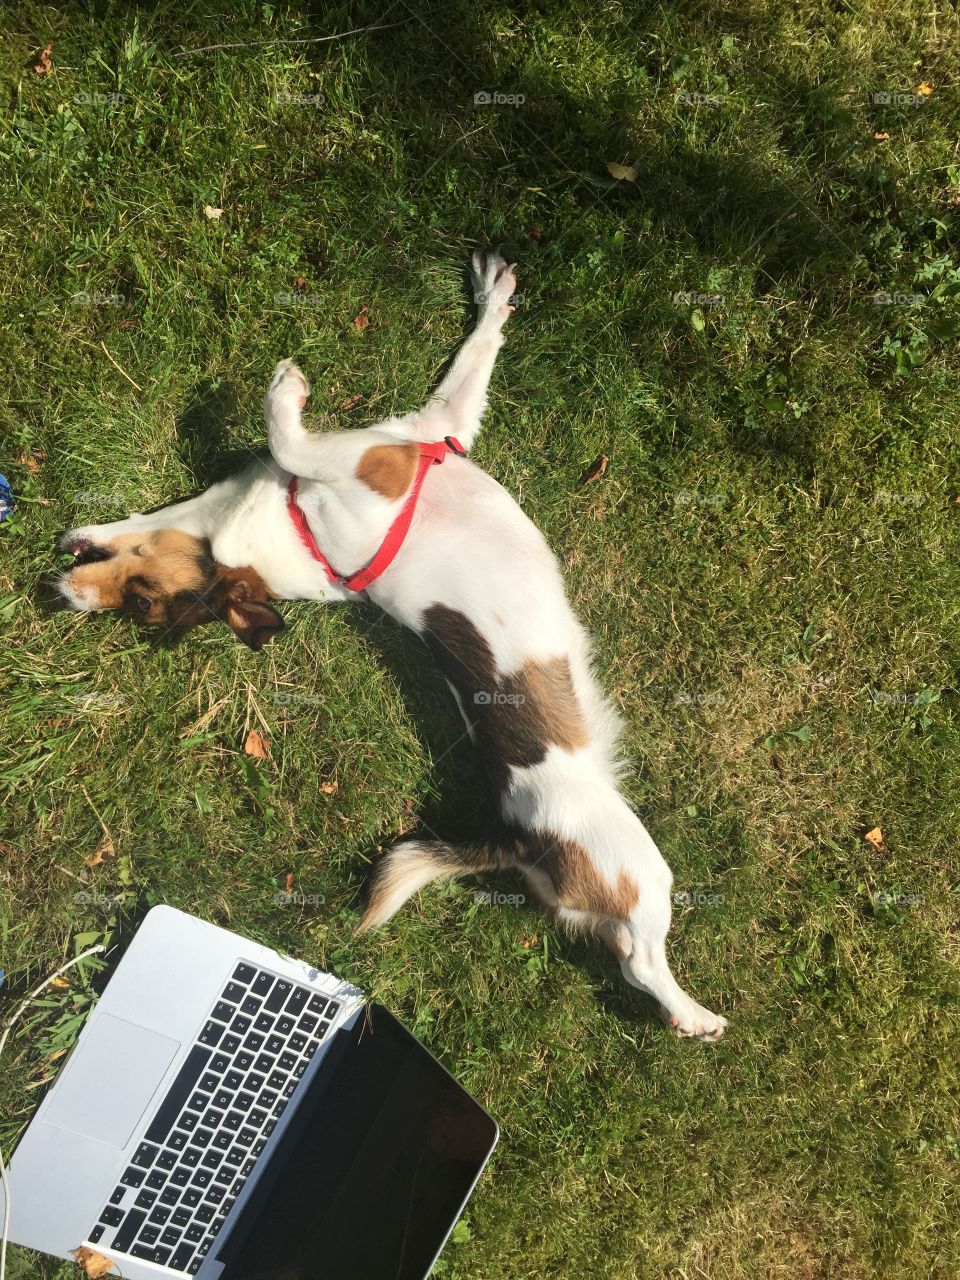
[268, 359, 310, 409]
[471, 249, 518, 323]
[666, 999, 728, 1042]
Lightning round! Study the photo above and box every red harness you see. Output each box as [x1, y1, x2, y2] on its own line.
[286, 435, 466, 593]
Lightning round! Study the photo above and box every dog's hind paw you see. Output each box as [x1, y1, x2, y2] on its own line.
[666, 1001, 728, 1042]
[268, 359, 310, 408]
[470, 249, 518, 322]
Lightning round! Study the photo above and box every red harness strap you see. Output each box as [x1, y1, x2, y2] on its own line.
[286, 435, 466, 593]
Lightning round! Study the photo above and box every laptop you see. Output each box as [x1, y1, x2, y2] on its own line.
[2, 905, 498, 1278]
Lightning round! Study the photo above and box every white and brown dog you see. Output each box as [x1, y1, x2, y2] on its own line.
[58, 252, 726, 1040]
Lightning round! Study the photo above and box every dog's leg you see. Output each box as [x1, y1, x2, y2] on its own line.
[265, 361, 403, 481]
[403, 250, 517, 450]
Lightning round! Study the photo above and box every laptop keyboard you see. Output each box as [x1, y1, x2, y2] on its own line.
[85, 963, 342, 1274]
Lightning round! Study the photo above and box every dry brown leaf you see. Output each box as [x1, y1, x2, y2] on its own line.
[916, 81, 935, 96]
[320, 780, 339, 795]
[864, 827, 884, 850]
[606, 161, 637, 182]
[203, 205, 224, 220]
[243, 730, 270, 759]
[284, 871, 295, 893]
[18, 449, 45, 473]
[84, 835, 114, 867]
[34, 44, 53, 75]
[50, 975, 70, 990]
[518, 934, 540, 950]
[73, 1246, 117, 1277]
[580, 453, 609, 485]
[340, 394, 362, 411]
[873, 131, 890, 141]
[352, 306, 369, 331]
[291, 275, 307, 290]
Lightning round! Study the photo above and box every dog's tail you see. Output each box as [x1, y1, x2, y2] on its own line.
[357, 836, 521, 934]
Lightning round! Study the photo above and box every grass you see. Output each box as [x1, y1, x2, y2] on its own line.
[1, 1, 959, 1275]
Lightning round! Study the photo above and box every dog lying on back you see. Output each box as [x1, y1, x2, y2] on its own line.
[58, 252, 726, 1040]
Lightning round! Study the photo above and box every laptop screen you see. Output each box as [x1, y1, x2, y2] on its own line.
[216, 1003, 498, 1280]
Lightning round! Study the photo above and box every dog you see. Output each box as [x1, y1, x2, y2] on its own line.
[58, 251, 727, 1040]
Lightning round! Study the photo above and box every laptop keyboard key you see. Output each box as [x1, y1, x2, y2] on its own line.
[289, 1033, 306, 1052]
[121, 1167, 145, 1188]
[205, 1109, 224, 1128]
[146, 1170, 166, 1190]
[191, 1128, 213, 1148]
[213, 1089, 232, 1109]
[307, 994, 327, 1015]
[109, 1186, 125, 1205]
[213, 1130, 232, 1150]
[244, 1032, 264, 1051]
[148, 1206, 171, 1225]
[299, 1014, 318, 1033]
[161, 1227, 181, 1247]
[186, 1221, 205, 1241]
[264, 980, 291, 1013]
[265, 1035, 284, 1055]
[169, 1130, 188, 1150]
[198, 1020, 223, 1047]
[199, 1073, 219, 1093]
[99, 1206, 124, 1227]
[182, 1187, 202, 1207]
[224, 1070, 244, 1090]
[211, 1052, 231, 1073]
[268, 1070, 286, 1090]
[286, 988, 309, 1016]
[233, 963, 256, 983]
[191, 1169, 212, 1187]
[172, 1167, 190, 1187]
[241, 996, 261, 1016]
[132, 1142, 159, 1168]
[202, 1150, 223, 1168]
[223, 981, 246, 1003]
[254, 1054, 272, 1074]
[254, 1013, 273, 1033]
[211, 1001, 234, 1022]
[135, 1190, 156, 1210]
[235, 1090, 255, 1110]
[88, 1225, 104, 1244]
[182, 1147, 201, 1167]
[172, 1206, 191, 1227]
[157, 1149, 177, 1170]
[252, 973, 273, 997]
[221, 1033, 241, 1053]
[232, 1015, 252, 1035]
[224, 1111, 243, 1132]
[171, 1243, 196, 1270]
[325, 1001, 340, 1019]
[275, 1014, 295, 1035]
[160, 1186, 179, 1205]
[196, 1203, 215, 1223]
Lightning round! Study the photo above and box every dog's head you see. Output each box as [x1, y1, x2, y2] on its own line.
[57, 528, 285, 650]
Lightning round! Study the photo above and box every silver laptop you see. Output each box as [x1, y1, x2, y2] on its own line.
[3, 905, 498, 1279]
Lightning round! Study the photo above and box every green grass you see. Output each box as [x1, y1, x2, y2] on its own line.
[2, 1, 960, 1275]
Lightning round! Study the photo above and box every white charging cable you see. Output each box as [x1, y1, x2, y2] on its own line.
[0, 945, 107, 1280]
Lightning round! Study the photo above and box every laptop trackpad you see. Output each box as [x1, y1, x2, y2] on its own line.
[45, 1013, 180, 1149]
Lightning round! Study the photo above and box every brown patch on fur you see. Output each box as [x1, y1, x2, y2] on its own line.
[421, 603, 588, 794]
[522, 830, 640, 920]
[355, 442, 418, 500]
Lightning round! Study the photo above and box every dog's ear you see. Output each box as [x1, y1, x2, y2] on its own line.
[214, 567, 286, 651]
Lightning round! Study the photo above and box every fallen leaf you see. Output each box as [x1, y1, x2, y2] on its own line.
[34, 44, 53, 75]
[73, 1246, 117, 1277]
[285, 871, 294, 893]
[292, 276, 307, 290]
[340, 394, 362, 411]
[606, 161, 637, 182]
[320, 780, 339, 795]
[916, 81, 935, 96]
[580, 453, 609, 485]
[84, 835, 114, 867]
[18, 449, 45, 473]
[50, 975, 70, 990]
[203, 205, 224, 220]
[243, 730, 270, 759]
[352, 306, 369, 331]
[518, 934, 540, 950]
[873, 131, 890, 141]
[864, 827, 884, 850]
